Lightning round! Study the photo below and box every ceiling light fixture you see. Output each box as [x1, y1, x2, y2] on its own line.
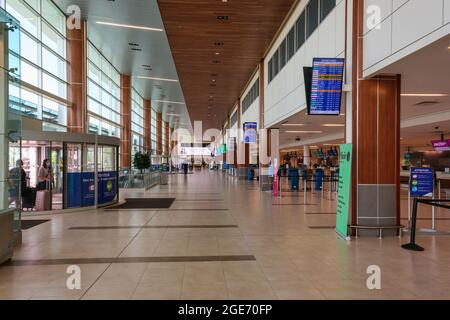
[322, 124, 345, 127]
[137, 76, 178, 82]
[96, 21, 163, 32]
[154, 100, 185, 105]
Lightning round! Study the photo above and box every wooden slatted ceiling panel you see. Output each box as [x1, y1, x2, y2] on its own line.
[157, 0, 296, 130]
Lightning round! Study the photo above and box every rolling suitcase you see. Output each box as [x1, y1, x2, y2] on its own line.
[35, 181, 51, 211]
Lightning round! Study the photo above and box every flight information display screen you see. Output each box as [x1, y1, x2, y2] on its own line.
[309, 58, 345, 115]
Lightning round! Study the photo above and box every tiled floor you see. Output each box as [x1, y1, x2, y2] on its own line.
[1, 171, 450, 300]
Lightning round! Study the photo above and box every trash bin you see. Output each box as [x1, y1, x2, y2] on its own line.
[160, 171, 168, 185]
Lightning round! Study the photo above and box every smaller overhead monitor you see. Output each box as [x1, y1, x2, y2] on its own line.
[308, 57, 345, 116]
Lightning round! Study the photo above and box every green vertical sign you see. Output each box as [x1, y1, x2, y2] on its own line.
[336, 144, 352, 239]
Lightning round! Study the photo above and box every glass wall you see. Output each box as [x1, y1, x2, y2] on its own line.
[5, 0, 68, 131]
[87, 41, 121, 138]
[131, 88, 144, 159]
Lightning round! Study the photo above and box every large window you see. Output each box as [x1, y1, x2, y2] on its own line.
[6, 0, 68, 131]
[306, 0, 319, 38]
[242, 79, 259, 115]
[131, 88, 144, 157]
[87, 41, 121, 138]
[268, 0, 336, 84]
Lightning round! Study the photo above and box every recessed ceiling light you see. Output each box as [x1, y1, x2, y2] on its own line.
[322, 124, 345, 127]
[215, 52, 220, 55]
[96, 21, 163, 32]
[401, 93, 448, 97]
[137, 76, 178, 82]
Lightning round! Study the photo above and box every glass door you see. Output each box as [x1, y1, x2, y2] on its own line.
[64, 143, 82, 208]
[50, 142, 63, 210]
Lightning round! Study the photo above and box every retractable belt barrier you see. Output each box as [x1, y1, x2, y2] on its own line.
[402, 198, 450, 251]
[276, 175, 339, 199]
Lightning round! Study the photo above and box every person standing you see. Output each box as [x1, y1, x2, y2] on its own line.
[37, 159, 52, 191]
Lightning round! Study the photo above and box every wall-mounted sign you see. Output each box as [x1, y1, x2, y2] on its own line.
[243, 122, 257, 144]
[309, 57, 345, 115]
[410, 167, 434, 197]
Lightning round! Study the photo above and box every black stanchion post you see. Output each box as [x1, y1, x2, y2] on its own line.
[402, 197, 424, 251]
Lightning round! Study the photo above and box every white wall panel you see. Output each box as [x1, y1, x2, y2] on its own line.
[393, 0, 408, 11]
[363, 17, 392, 70]
[264, 2, 345, 128]
[392, 0, 442, 53]
[364, 0, 393, 34]
[241, 99, 259, 125]
[335, 0, 346, 56]
[444, 0, 450, 24]
[363, 0, 448, 76]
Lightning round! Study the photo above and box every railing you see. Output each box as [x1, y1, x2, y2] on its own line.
[402, 198, 450, 251]
[119, 170, 161, 190]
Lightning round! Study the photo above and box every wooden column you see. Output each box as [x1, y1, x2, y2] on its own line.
[157, 112, 162, 155]
[144, 99, 151, 152]
[170, 127, 175, 155]
[120, 75, 132, 168]
[164, 123, 169, 155]
[351, 0, 401, 234]
[67, 20, 87, 133]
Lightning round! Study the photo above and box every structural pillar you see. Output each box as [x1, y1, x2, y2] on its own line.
[350, 0, 401, 236]
[303, 145, 311, 167]
[67, 20, 87, 133]
[143, 99, 151, 153]
[120, 75, 132, 168]
[164, 122, 169, 155]
[156, 112, 162, 155]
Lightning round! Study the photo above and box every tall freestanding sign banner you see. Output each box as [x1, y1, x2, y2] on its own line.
[336, 144, 352, 240]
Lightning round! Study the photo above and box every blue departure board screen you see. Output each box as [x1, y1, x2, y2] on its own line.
[309, 58, 345, 115]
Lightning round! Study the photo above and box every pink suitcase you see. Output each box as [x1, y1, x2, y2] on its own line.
[35, 185, 51, 211]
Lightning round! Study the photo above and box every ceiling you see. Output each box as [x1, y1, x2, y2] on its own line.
[157, 0, 296, 130]
[278, 34, 450, 151]
[53, 0, 192, 130]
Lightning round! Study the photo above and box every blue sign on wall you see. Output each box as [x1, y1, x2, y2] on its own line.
[243, 122, 257, 144]
[309, 57, 345, 115]
[82, 172, 96, 206]
[98, 171, 117, 204]
[410, 168, 434, 197]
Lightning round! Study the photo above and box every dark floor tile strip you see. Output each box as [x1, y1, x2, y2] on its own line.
[69, 225, 239, 230]
[400, 217, 450, 221]
[157, 208, 230, 211]
[4, 255, 256, 267]
[272, 203, 317, 206]
[308, 226, 336, 229]
[176, 199, 225, 202]
[304, 212, 336, 215]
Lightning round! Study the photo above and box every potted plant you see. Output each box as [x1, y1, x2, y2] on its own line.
[133, 152, 150, 174]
